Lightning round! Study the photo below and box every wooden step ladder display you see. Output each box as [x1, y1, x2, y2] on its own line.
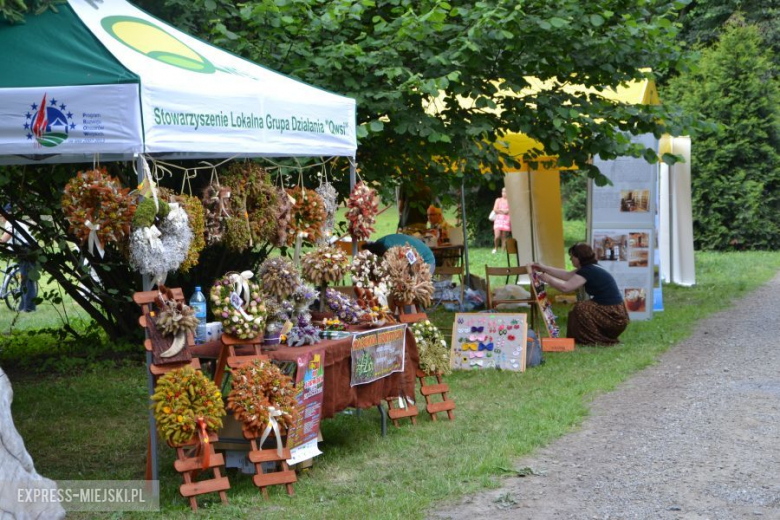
[134, 289, 230, 511]
[384, 395, 418, 427]
[214, 333, 266, 388]
[243, 427, 297, 499]
[416, 369, 455, 421]
[385, 311, 426, 425]
[170, 432, 230, 512]
[220, 334, 297, 498]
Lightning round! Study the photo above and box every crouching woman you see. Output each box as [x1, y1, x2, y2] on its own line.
[532, 243, 629, 346]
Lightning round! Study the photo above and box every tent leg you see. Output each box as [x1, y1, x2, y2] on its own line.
[137, 154, 159, 483]
[460, 179, 471, 287]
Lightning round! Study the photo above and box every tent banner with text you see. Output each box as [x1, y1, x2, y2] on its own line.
[350, 324, 407, 386]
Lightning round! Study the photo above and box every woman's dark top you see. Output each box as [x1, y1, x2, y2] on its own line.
[576, 264, 623, 305]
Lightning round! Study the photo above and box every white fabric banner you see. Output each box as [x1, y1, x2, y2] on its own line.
[69, 0, 357, 158]
[0, 84, 142, 160]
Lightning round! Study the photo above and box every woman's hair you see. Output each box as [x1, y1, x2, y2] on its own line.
[568, 243, 597, 266]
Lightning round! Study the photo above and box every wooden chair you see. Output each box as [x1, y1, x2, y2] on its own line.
[485, 266, 538, 333]
[505, 238, 522, 283]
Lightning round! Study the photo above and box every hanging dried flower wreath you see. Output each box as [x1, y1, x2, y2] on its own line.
[130, 203, 192, 283]
[286, 186, 326, 245]
[222, 162, 281, 247]
[350, 250, 387, 289]
[257, 257, 301, 299]
[382, 245, 435, 308]
[210, 272, 267, 339]
[201, 181, 234, 246]
[315, 181, 338, 246]
[227, 359, 297, 440]
[155, 187, 205, 273]
[151, 366, 225, 446]
[177, 194, 206, 272]
[61, 167, 137, 256]
[301, 246, 350, 286]
[346, 181, 379, 240]
[273, 187, 293, 247]
[411, 320, 452, 376]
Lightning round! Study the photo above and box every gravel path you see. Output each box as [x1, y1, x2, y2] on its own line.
[433, 273, 780, 520]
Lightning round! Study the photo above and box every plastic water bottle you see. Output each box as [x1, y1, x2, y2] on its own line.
[190, 286, 207, 344]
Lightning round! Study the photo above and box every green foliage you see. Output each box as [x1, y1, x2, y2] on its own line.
[463, 182, 501, 247]
[664, 23, 780, 250]
[0, 0, 63, 24]
[137, 0, 702, 190]
[561, 172, 588, 221]
[677, 1, 779, 69]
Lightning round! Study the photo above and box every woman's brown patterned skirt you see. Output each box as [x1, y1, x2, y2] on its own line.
[567, 300, 629, 346]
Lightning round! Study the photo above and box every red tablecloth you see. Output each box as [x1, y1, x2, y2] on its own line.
[190, 327, 420, 419]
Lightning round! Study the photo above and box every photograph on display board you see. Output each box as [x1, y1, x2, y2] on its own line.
[624, 288, 647, 312]
[619, 189, 650, 213]
[628, 232, 650, 267]
[628, 250, 649, 268]
[592, 232, 627, 262]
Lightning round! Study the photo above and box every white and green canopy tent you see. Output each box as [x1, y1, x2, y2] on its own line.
[0, 0, 358, 479]
[0, 0, 357, 164]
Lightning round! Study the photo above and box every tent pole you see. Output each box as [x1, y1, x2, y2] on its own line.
[137, 154, 159, 483]
[460, 179, 470, 287]
[528, 168, 537, 262]
[350, 157, 357, 256]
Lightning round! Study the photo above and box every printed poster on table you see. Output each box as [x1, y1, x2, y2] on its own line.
[350, 324, 407, 386]
[286, 350, 325, 465]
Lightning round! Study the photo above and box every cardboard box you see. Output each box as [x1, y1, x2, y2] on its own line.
[542, 337, 575, 352]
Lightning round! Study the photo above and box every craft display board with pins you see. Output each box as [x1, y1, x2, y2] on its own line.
[450, 313, 527, 372]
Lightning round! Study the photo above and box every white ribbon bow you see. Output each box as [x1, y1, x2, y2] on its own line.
[143, 225, 163, 251]
[229, 271, 253, 305]
[259, 407, 284, 458]
[84, 220, 105, 258]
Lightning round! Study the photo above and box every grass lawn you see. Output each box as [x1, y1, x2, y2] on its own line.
[4, 210, 780, 518]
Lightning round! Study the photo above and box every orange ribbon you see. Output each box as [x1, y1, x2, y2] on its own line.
[196, 417, 210, 471]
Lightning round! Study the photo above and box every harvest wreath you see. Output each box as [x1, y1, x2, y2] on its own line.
[61, 167, 137, 256]
[382, 245, 435, 308]
[346, 181, 378, 240]
[151, 366, 225, 446]
[227, 359, 296, 447]
[258, 257, 301, 299]
[210, 272, 267, 339]
[286, 186, 326, 245]
[301, 246, 350, 286]
[130, 203, 192, 283]
[222, 162, 281, 246]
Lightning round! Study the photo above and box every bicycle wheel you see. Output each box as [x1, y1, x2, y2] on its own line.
[3, 267, 23, 311]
